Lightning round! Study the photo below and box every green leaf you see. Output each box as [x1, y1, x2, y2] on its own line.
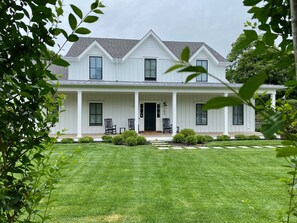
[68, 34, 79, 42]
[180, 47, 190, 62]
[14, 13, 24, 20]
[203, 96, 243, 110]
[239, 72, 266, 100]
[243, 0, 262, 6]
[70, 4, 83, 19]
[75, 27, 91, 35]
[68, 13, 77, 30]
[179, 65, 206, 73]
[93, 9, 104, 14]
[244, 30, 258, 41]
[84, 16, 99, 23]
[185, 73, 199, 83]
[276, 147, 297, 157]
[261, 112, 285, 138]
[164, 64, 184, 73]
[52, 58, 70, 67]
[91, 0, 99, 10]
[263, 31, 278, 46]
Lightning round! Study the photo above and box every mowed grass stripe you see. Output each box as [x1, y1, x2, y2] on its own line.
[49, 143, 287, 223]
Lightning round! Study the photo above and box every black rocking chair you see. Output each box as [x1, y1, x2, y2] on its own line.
[128, 118, 135, 130]
[162, 118, 179, 133]
[104, 118, 117, 134]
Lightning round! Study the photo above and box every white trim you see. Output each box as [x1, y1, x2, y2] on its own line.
[134, 92, 139, 133]
[77, 41, 114, 61]
[223, 92, 229, 135]
[172, 92, 177, 135]
[189, 45, 221, 65]
[122, 30, 178, 62]
[77, 90, 82, 138]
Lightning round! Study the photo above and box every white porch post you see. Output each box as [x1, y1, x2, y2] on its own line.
[134, 91, 139, 133]
[172, 91, 177, 136]
[77, 90, 82, 138]
[270, 92, 276, 108]
[223, 92, 229, 135]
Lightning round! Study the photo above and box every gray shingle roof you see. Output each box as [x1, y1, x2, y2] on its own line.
[65, 36, 227, 62]
[47, 64, 68, 80]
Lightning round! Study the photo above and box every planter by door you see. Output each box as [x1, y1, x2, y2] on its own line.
[144, 103, 156, 131]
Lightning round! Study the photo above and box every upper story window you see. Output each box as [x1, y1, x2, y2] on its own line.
[233, 104, 244, 125]
[196, 60, 208, 82]
[196, 103, 207, 125]
[144, 59, 157, 81]
[89, 56, 102, 80]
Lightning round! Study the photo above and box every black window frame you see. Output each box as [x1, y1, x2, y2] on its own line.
[89, 103, 103, 126]
[144, 58, 157, 81]
[89, 56, 103, 80]
[196, 60, 208, 82]
[196, 103, 208, 125]
[156, 103, 160, 118]
[233, 104, 244, 125]
[140, 104, 144, 118]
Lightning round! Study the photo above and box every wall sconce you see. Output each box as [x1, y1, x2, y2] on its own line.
[163, 102, 167, 107]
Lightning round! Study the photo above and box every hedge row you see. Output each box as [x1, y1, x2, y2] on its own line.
[102, 130, 147, 146]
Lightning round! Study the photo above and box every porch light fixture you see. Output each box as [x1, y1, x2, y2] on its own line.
[163, 102, 167, 107]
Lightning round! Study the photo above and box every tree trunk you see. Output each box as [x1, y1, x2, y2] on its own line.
[290, 0, 297, 80]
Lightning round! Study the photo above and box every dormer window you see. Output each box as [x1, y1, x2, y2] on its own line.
[144, 59, 157, 81]
[196, 60, 208, 82]
[89, 56, 102, 80]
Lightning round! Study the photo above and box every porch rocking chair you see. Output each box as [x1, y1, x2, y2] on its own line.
[128, 118, 135, 130]
[162, 118, 179, 133]
[104, 118, 117, 134]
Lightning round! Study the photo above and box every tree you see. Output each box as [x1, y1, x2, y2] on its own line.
[0, 0, 104, 222]
[226, 34, 295, 85]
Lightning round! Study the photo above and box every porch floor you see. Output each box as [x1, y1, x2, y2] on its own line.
[51, 132, 264, 142]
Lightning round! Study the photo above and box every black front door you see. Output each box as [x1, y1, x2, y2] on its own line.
[144, 103, 156, 131]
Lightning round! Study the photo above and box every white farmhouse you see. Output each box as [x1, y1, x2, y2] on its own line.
[50, 30, 279, 137]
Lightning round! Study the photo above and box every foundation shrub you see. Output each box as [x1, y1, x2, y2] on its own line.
[121, 130, 138, 141]
[186, 135, 197, 145]
[60, 138, 74, 144]
[136, 136, 147, 145]
[248, 135, 261, 140]
[102, 135, 113, 143]
[204, 135, 214, 142]
[125, 136, 137, 146]
[112, 135, 125, 145]
[216, 135, 231, 141]
[180, 128, 195, 138]
[173, 133, 185, 143]
[78, 136, 94, 143]
[196, 135, 207, 144]
[235, 134, 248, 140]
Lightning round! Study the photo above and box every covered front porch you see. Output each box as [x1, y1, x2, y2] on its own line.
[51, 81, 277, 138]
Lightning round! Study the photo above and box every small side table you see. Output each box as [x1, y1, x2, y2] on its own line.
[119, 127, 126, 134]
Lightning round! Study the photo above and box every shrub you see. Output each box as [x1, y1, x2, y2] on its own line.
[235, 134, 247, 140]
[112, 135, 125, 145]
[180, 128, 195, 138]
[186, 135, 197, 145]
[248, 135, 261, 140]
[121, 130, 138, 140]
[136, 136, 147, 145]
[125, 136, 137, 146]
[265, 134, 277, 140]
[102, 135, 113, 143]
[173, 133, 185, 143]
[216, 135, 231, 141]
[60, 138, 74, 144]
[204, 135, 214, 142]
[78, 136, 94, 143]
[196, 135, 207, 144]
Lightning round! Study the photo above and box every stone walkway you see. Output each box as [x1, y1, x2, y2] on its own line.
[150, 140, 286, 150]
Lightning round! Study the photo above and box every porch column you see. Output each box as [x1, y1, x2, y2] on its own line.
[172, 91, 177, 135]
[223, 92, 229, 135]
[134, 91, 139, 133]
[77, 90, 82, 138]
[270, 92, 276, 108]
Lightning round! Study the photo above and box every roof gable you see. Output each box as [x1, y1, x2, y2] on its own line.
[65, 31, 227, 63]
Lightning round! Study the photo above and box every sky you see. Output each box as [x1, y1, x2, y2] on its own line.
[58, 0, 253, 58]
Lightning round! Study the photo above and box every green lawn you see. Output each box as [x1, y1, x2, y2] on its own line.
[48, 143, 288, 223]
[206, 139, 282, 147]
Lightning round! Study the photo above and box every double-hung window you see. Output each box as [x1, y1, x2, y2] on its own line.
[89, 103, 102, 126]
[233, 104, 244, 125]
[196, 104, 207, 125]
[196, 60, 208, 82]
[144, 59, 157, 81]
[89, 56, 102, 80]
